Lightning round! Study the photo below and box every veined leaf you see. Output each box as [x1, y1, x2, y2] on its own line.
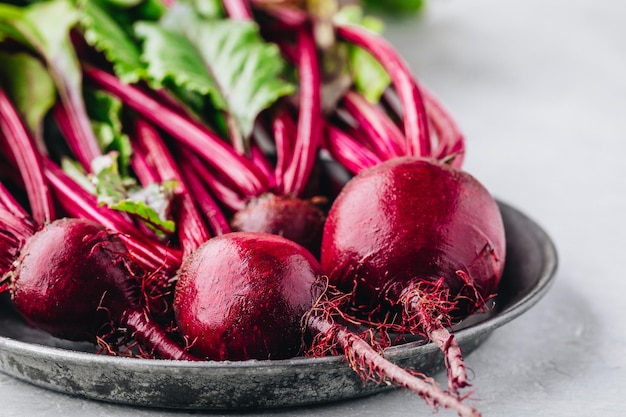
[76, 0, 145, 84]
[1, 0, 100, 165]
[135, 2, 295, 139]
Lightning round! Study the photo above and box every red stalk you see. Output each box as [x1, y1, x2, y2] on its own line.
[177, 160, 231, 237]
[250, 142, 277, 189]
[0, 89, 55, 224]
[418, 83, 465, 167]
[282, 27, 322, 196]
[0, 181, 30, 221]
[180, 147, 247, 212]
[222, 0, 254, 20]
[130, 144, 161, 185]
[132, 119, 210, 256]
[53, 102, 102, 172]
[342, 91, 405, 159]
[83, 67, 268, 198]
[336, 25, 431, 158]
[271, 109, 297, 194]
[324, 124, 382, 174]
[231, 2, 321, 197]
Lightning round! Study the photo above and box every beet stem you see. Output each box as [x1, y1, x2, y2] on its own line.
[53, 103, 102, 172]
[122, 308, 198, 361]
[83, 67, 268, 198]
[177, 155, 232, 236]
[324, 124, 382, 174]
[271, 109, 297, 194]
[282, 28, 322, 196]
[222, 0, 254, 20]
[342, 91, 405, 159]
[308, 315, 481, 417]
[133, 118, 210, 255]
[0, 88, 55, 224]
[336, 25, 431, 158]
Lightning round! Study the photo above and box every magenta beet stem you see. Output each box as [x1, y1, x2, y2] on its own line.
[417, 82, 465, 167]
[342, 91, 405, 159]
[336, 25, 431, 158]
[177, 157, 231, 237]
[53, 102, 102, 172]
[133, 119, 210, 255]
[271, 109, 297, 193]
[282, 27, 322, 196]
[0, 88, 55, 224]
[83, 67, 268, 198]
[222, 0, 254, 20]
[324, 124, 382, 174]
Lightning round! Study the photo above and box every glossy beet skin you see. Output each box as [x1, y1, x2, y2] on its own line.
[174, 232, 322, 361]
[321, 156, 506, 315]
[12, 218, 137, 340]
[10, 218, 196, 360]
[230, 193, 326, 257]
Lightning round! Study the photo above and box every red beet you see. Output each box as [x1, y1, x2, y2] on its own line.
[7, 217, 196, 361]
[173, 232, 321, 360]
[321, 157, 506, 393]
[230, 194, 326, 258]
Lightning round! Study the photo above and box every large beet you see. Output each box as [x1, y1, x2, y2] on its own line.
[321, 157, 506, 392]
[173, 232, 322, 360]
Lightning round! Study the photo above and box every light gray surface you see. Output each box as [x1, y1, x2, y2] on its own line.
[1, 0, 624, 416]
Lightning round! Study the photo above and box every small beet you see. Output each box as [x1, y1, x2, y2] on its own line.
[230, 194, 326, 257]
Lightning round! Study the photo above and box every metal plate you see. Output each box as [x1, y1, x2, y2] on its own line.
[0, 202, 557, 409]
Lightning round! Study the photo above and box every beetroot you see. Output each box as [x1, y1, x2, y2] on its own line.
[2, 217, 196, 361]
[321, 157, 506, 393]
[230, 193, 326, 258]
[174, 232, 321, 360]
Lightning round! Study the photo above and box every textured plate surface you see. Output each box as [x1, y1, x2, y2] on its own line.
[0, 202, 557, 409]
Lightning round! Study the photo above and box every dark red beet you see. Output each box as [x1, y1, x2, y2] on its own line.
[9, 218, 196, 360]
[321, 157, 506, 393]
[174, 232, 322, 360]
[230, 194, 326, 257]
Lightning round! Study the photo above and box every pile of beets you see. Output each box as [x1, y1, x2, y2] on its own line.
[0, 2, 506, 416]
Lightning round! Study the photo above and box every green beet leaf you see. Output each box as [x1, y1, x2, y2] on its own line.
[76, 0, 145, 84]
[91, 152, 177, 234]
[84, 89, 133, 175]
[135, 1, 295, 141]
[0, 51, 56, 140]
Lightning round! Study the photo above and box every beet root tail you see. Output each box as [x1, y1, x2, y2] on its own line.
[403, 283, 471, 395]
[307, 315, 481, 417]
[429, 325, 469, 394]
